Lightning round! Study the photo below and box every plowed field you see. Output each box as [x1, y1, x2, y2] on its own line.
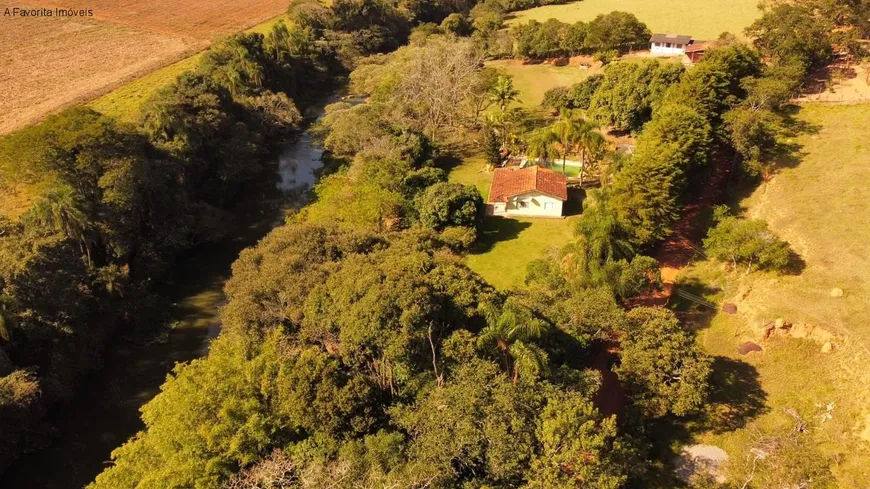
[0, 0, 288, 134]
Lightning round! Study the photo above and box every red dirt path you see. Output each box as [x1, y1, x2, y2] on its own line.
[640, 149, 735, 306]
[593, 149, 735, 417]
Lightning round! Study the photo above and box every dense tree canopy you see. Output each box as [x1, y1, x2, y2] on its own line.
[588, 60, 684, 133]
[511, 12, 649, 60]
[616, 308, 712, 418]
[415, 182, 483, 231]
[7, 0, 852, 483]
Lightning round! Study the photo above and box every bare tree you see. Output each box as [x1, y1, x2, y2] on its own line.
[222, 450, 297, 489]
[393, 37, 486, 142]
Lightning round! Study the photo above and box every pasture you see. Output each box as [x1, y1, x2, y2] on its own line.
[507, 0, 761, 41]
[0, 0, 289, 134]
[672, 103, 870, 487]
[487, 59, 597, 109]
[488, 55, 681, 110]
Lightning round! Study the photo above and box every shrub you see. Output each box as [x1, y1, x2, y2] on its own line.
[415, 182, 483, 230]
[592, 49, 619, 65]
[541, 86, 570, 110]
[440, 13, 472, 36]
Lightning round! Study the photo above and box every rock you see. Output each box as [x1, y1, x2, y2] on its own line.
[722, 303, 737, 314]
[674, 444, 729, 484]
[811, 327, 834, 343]
[821, 342, 833, 353]
[791, 322, 809, 338]
[830, 288, 844, 297]
[738, 341, 763, 355]
[775, 318, 786, 328]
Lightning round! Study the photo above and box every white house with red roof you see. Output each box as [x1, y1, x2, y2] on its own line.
[650, 33, 693, 56]
[486, 166, 567, 218]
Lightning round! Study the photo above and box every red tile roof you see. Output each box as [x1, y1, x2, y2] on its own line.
[488, 166, 568, 203]
[685, 42, 708, 53]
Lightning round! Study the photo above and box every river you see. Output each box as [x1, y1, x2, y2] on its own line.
[0, 99, 334, 489]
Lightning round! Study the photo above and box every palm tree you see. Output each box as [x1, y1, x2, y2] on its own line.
[266, 21, 291, 62]
[526, 128, 558, 167]
[478, 299, 549, 383]
[575, 189, 635, 264]
[575, 120, 606, 186]
[551, 109, 583, 175]
[234, 44, 264, 91]
[25, 185, 94, 268]
[489, 75, 520, 113]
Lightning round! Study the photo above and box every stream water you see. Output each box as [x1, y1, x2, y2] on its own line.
[0, 99, 334, 489]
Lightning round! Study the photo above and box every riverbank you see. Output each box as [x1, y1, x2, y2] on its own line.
[0, 93, 339, 489]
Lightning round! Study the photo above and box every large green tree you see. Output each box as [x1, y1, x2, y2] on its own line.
[525, 393, 641, 489]
[616, 308, 712, 418]
[415, 182, 482, 231]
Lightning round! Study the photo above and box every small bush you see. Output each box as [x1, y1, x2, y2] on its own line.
[593, 49, 619, 65]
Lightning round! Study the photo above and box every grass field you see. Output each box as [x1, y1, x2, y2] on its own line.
[0, 0, 290, 134]
[507, 0, 761, 41]
[487, 59, 597, 109]
[670, 103, 870, 487]
[488, 55, 681, 110]
[448, 155, 578, 290]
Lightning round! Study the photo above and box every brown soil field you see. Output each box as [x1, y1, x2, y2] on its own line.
[0, 11, 194, 134]
[0, 0, 289, 135]
[38, 0, 290, 40]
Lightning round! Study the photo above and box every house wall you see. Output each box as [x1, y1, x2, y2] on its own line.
[685, 51, 705, 64]
[650, 42, 687, 55]
[504, 191, 563, 217]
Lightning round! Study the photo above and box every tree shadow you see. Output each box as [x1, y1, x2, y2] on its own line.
[668, 278, 722, 331]
[696, 356, 769, 434]
[434, 153, 463, 174]
[642, 415, 695, 488]
[781, 248, 807, 276]
[638, 357, 768, 487]
[564, 187, 586, 216]
[780, 105, 823, 136]
[768, 105, 823, 174]
[472, 217, 532, 253]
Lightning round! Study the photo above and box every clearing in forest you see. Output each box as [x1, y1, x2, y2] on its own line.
[447, 155, 578, 290]
[507, 0, 761, 40]
[486, 58, 598, 109]
[487, 55, 681, 110]
[672, 103, 870, 487]
[0, 0, 289, 134]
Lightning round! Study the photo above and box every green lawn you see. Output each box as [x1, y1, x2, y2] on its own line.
[669, 103, 870, 487]
[448, 155, 578, 290]
[507, 0, 761, 40]
[89, 15, 289, 123]
[487, 59, 596, 109]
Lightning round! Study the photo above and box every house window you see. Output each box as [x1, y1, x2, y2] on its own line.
[676, 44, 682, 49]
[518, 200, 529, 209]
[666, 42, 672, 48]
[544, 202, 554, 210]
